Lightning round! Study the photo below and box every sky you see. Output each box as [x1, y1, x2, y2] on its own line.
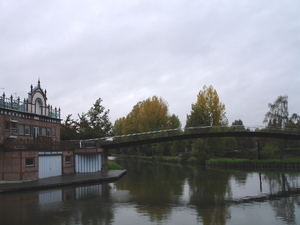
[1, 0, 299, 127]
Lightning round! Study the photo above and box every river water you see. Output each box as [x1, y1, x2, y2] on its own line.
[1, 158, 300, 225]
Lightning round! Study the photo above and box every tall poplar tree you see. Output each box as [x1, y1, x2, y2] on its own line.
[186, 85, 227, 127]
[185, 85, 228, 157]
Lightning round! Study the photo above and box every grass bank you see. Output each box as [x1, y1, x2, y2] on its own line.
[108, 162, 124, 170]
[113, 154, 300, 169]
[206, 158, 300, 169]
[112, 155, 197, 164]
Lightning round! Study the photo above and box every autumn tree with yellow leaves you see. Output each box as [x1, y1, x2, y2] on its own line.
[186, 85, 227, 127]
[185, 85, 234, 158]
[113, 96, 184, 156]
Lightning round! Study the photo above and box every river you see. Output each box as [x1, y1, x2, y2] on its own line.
[1, 157, 300, 225]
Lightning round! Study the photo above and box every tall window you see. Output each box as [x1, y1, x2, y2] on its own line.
[35, 99, 43, 115]
[33, 127, 39, 138]
[25, 125, 31, 136]
[11, 121, 17, 132]
[52, 127, 56, 136]
[19, 125, 25, 135]
[42, 127, 46, 136]
[47, 128, 51, 137]
[5, 121, 10, 132]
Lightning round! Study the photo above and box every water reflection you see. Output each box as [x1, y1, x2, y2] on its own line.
[0, 159, 300, 225]
[0, 182, 114, 225]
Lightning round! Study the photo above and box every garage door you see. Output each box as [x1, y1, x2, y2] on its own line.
[75, 153, 102, 173]
[39, 155, 62, 179]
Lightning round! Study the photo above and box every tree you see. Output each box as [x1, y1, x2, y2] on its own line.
[185, 85, 228, 157]
[120, 96, 175, 134]
[231, 119, 245, 130]
[231, 119, 254, 150]
[113, 117, 126, 136]
[168, 114, 181, 129]
[113, 96, 182, 156]
[286, 113, 300, 129]
[263, 95, 289, 128]
[76, 112, 92, 139]
[262, 95, 300, 158]
[186, 85, 227, 127]
[135, 96, 170, 132]
[60, 114, 77, 140]
[87, 98, 113, 137]
[60, 98, 113, 140]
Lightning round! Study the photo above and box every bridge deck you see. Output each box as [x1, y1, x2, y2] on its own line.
[101, 131, 300, 149]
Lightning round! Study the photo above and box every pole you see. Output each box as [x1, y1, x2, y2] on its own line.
[257, 139, 260, 160]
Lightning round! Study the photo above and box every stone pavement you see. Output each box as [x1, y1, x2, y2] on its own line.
[0, 170, 127, 193]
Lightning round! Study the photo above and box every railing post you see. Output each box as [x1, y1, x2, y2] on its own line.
[257, 138, 260, 160]
[10, 95, 13, 109]
[17, 97, 20, 110]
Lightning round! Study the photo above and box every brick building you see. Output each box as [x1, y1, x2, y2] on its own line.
[0, 80, 75, 181]
[0, 80, 107, 181]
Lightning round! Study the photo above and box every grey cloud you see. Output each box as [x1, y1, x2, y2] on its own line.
[1, 0, 299, 127]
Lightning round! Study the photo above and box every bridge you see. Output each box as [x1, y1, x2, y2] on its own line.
[71, 125, 300, 150]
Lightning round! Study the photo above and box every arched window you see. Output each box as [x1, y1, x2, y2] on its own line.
[35, 98, 43, 115]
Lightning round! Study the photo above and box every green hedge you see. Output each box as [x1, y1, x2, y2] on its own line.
[108, 162, 124, 170]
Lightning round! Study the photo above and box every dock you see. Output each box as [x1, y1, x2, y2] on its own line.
[0, 170, 127, 193]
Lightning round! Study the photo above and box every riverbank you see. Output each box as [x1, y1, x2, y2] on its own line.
[206, 158, 300, 169]
[0, 170, 127, 193]
[113, 154, 300, 169]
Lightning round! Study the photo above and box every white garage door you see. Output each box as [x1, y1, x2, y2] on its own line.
[75, 153, 102, 173]
[39, 155, 62, 179]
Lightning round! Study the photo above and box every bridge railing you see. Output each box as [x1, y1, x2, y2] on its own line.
[70, 125, 300, 148]
[70, 139, 102, 149]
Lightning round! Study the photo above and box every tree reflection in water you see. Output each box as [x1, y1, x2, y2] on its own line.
[1, 159, 300, 225]
[264, 173, 300, 224]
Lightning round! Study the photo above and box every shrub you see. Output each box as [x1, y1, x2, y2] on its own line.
[108, 162, 123, 170]
[187, 156, 197, 164]
[261, 145, 280, 159]
[197, 151, 210, 165]
[181, 153, 190, 163]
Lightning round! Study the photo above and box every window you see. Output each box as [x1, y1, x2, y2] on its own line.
[35, 98, 43, 115]
[5, 121, 10, 132]
[19, 125, 25, 135]
[65, 156, 71, 164]
[25, 158, 34, 167]
[42, 127, 46, 136]
[33, 127, 39, 138]
[25, 125, 31, 136]
[52, 127, 56, 136]
[47, 128, 51, 137]
[11, 121, 18, 132]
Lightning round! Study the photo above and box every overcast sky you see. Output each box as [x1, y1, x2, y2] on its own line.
[1, 0, 299, 127]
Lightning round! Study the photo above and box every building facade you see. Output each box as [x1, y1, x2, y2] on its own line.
[0, 80, 107, 181]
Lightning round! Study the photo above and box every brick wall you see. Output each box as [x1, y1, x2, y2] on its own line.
[62, 150, 75, 174]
